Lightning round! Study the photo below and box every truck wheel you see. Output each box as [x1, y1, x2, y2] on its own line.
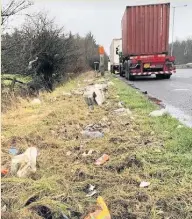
[129, 75, 135, 81]
[124, 61, 134, 80]
[119, 66, 123, 77]
[125, 70, 134, 80]
[164, 74, 171, 79]
[125, 61, 129, 79]
[156, 74, 164, 79]
[110, 65, 113, 73]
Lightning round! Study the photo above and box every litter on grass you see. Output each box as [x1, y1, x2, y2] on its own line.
[95, 154, 110, 166]
[11, 147, 38, 178]
[84, 196, 111, 219]
[139, 181, 150, 188]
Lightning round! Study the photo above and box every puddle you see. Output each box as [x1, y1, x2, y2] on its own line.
[164, 104, 192, 128]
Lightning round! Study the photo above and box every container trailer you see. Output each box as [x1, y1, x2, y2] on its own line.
[120, 2, 176, 80]
[109, 38, 122, 73]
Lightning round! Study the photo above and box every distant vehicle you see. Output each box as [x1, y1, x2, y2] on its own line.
[119, 3, 176, 80]
[109, 38, 122, 74]
[186, 63, 192, 68]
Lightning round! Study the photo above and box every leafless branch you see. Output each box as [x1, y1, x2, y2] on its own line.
[1, 0, 33, 25]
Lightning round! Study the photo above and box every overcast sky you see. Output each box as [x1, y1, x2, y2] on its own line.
[3, 0, 192, 54]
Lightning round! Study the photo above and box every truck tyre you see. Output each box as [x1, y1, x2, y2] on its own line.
[119, 65, 123, 77]
[164, 74, 171, 79]
[125, 61, 134, 81]
[111, 65, 115, 74]
[113, 67, 115, 74]
[110, 65, 113, 74]
[125, 61, 129, 79]
[129, 74, 135, 81]
[156, 74, 164, 79]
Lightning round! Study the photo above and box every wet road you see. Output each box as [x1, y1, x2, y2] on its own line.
[123, 69, 192, 127]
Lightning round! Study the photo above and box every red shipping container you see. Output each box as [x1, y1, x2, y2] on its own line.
[121, 3, 170, 57]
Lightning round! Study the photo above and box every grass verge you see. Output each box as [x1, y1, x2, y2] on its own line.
[1, 72, 192, 219]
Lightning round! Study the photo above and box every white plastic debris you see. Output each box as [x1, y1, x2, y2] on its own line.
[95, 89, 105, 105]
[149, 109, 167, 117]
[81, 130, 104, 139]
[11, 147, 38, 178]
[95, 83, 108, 91]
[82, 150, 94, 157]
[86, 184, 97, 197]
[88, 184, 96, 192]
[66, 151, 72, 156]
[107, 81, 114, 86]
[1, 205, 7, 212]
[63, 92, 72, 97]
[177, 125, 184, 129]
[83, 84, 106, 106]
[31, 98, 41, 105]
[71, 88, 84, 95]
[114, 108, 132, 116]
[86, 190, 97, 197]
[139, 181, 150, 188]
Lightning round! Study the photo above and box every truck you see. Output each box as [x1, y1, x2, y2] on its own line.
[120, 2, 176, 80]
[109, 38, 122, 73]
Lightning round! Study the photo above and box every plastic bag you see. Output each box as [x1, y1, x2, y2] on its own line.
[11, 147, 38, 178]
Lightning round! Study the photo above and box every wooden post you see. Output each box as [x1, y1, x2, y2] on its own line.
[100, 54, 105, 76]
[99, 46, 105, 76]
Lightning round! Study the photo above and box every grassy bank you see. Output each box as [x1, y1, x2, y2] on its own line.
[1, 72, 192, 219]
[1, 74, 32, 85]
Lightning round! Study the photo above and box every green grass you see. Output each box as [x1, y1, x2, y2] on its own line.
[1, 74, 32, 85]
[1, 72, 192, 219]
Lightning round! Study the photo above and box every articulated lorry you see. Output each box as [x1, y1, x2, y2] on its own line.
[120, 2, 176, 80]
[109, 38, 122, 73]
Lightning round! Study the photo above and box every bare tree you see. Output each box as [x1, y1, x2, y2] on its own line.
[1, 0, 33, 26]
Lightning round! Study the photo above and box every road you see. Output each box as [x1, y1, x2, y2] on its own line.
[121, 69, 192, 127]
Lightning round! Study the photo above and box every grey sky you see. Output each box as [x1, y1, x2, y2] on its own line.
[3, 0, 192, 54]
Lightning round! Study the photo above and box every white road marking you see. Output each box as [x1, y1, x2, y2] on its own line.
[173, 89, 190, 91]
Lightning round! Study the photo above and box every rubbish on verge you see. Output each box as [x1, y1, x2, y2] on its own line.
[86, 190, 97, 197]
[63, 92, 72, 97]
[82, 150, 94, 157]
[9, 147, 18, 156]
[95, 154, 109, 166]
[31, 98, 41, 105]
[177, 125, 184, 129]
[139, 181, 150, 188]
[83, 84, 107, 107]
[1, 205, 7, 212]
[87, 184, 96, 192]
[1, 169, 8, 176]
[149, 109, 167, 117]
[113, 108, 132, 116]
[85, 184, 97, 197]
[66, 151, 72, 156]
[81, 130, 104, 139]
[84, 196, 111, 219]
[11, 147, 38, 178]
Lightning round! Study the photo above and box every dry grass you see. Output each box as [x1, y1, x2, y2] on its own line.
[1, 71, 192, 219]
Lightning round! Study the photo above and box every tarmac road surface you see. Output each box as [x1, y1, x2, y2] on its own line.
[120, 69, 192, 127]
